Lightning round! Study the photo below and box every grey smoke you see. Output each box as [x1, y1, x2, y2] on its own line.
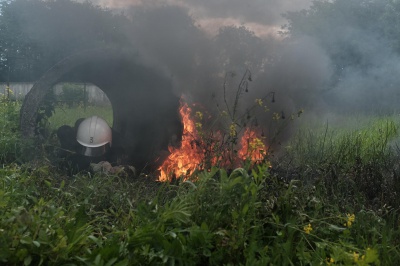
[102, 3, 333, 149]
[91, 0, 313, 26]
[123, 4, 330, 113]
[323, 27, 400, 113]
[176, 0, 313, 25]
[19, 0, 396, 152]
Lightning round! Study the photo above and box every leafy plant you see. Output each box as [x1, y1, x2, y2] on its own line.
[58, 83, 87, 108]
[0, 93, 35, 163]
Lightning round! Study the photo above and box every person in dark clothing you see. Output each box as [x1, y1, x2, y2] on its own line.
[56, 116, 111, 172]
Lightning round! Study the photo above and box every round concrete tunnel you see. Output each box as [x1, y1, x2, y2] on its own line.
[20, 48, 183, 171]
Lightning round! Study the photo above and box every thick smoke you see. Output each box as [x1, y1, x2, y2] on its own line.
[92, 0, 312, 26]
[117, 3, 329, 145]
[174, 0, 313, 26]
[126, 5, 217, 97]
[268, 36, 333, 112]
[19, 0, 393, 161]
[323, 27, 400, 114]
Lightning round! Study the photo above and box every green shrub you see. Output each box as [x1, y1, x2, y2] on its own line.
[58, 83, 87, 108]
[0, 97, 35, 164]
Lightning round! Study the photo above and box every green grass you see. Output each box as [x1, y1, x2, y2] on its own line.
[48, 104, 113, 130]
[283, 116, 398, 168]
[1, 100, 400, 265]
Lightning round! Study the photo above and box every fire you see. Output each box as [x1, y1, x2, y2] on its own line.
[158, 101, 204, 181]
[158, 99, 268, 181]
[237, 128, 267, 162]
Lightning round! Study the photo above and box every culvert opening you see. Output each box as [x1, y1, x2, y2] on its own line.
[41, 83, 114, 172]
[49, 82, 113, 130]
[20, 48, 183, 173]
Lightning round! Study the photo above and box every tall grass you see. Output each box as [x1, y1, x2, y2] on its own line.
[277, 115, 400, 216]
[284, 117, 398, 169]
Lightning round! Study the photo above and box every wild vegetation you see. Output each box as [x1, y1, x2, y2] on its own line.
[1, 95, 400, 265]
[2, 0, 400, 265]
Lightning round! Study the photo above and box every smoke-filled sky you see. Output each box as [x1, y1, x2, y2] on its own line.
[5, 0, 399, 165]
[81, 0, 327, 142]
[68, 0, 400, 142]
[88, 0, 313, 38]
[87, 0, 316, 159]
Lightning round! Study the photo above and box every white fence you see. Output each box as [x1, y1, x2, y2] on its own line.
[0, 82, 111, 106]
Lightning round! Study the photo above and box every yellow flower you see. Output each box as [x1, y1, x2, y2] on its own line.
[229, 123, 237, 137]
[326, 257, 335, 265]
[272, 112, 280, 120]
[345, 213, 355, 227]
[249, 137, 264, 150]
[255, 98, 263, 106]
[195, 122, 202, 130]
[195, 111, 203, 120]
[353, 252, 360, 262]
[303, 223, 313, 234]
[6, 86, 14, 95]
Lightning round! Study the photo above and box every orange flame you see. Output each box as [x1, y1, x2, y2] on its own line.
[237, 128, 267, 162]
[158, 101, 204, 181]
[158, 99, 268, 181]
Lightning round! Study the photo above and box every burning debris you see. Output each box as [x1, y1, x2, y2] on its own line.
[158, 100, 203, 181]
[158, 97, 268, 181]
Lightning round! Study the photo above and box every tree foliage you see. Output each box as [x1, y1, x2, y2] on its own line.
[214, 26, 268, 72]
[0, 0, 130, 82]
[0, 0, 269, 87]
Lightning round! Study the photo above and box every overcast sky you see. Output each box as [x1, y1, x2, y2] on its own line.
[89, 0, 313, 37]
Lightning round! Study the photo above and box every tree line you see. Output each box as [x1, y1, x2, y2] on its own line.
[1, 0, 400, 112]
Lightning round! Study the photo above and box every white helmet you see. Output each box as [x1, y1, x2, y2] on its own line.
[76, 116, 112, 157]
